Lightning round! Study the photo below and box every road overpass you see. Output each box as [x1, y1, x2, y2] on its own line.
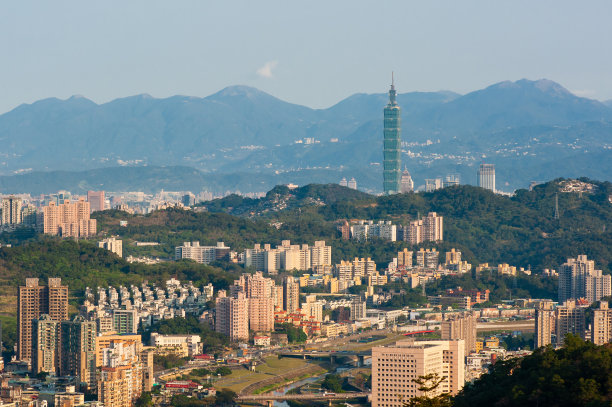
[279, 350, 372, 366]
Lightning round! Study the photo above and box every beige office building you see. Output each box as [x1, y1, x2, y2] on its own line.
[592, 301, 612, 345]
[372, 339, 465, 407]
[18, 278, 69, 362]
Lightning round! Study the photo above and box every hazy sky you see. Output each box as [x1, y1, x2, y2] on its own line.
[1, 0, 611, 113]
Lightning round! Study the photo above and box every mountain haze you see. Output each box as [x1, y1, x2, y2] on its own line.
[0, 79, 611, 193]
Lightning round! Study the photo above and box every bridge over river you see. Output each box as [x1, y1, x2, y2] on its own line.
[238, 392, 371, 406]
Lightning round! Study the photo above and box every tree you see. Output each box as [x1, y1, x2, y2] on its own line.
[403, 373, 452, 407]
[215, 388, 237, 406]
[134, 392, 154, 407]
[322, 374, 343, 393]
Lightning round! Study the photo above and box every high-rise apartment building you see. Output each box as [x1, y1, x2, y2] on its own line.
[555, 300, 586, 345]
[215, 291, 249, 341]
[87, 191, 105, 213]
[534, 302, 555, 348]
[334, 258, 377, 281]
[233, 273, 275, 333]
[441, 312, 477, 354]
[99, 237, 123, 258]
[477, 163, 496, 192]
[32, 314, 60, 374]
[416, 248, 439, 269]
[372, 339, 465, 407]
[18, 278, 69, 362]
[397, 249, 413, 268]
[350, 297, 366, 321]
[97, 339, 145, 407]
[403, 212, 443, 244]
[383, 75, 401, 195]
[243, 240, 331, 274]
[400, 168, 414, 193]
[1, 196, 22, 225]
[558, 255, 611, 304]
[592, 301, 612, 345]
[175, 241, 230, 264]
[43, 199, 97, 238]
[60, 316, 97, 387]
[283, 276, 300, 313]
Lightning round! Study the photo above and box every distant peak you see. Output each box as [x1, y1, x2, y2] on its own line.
[489, 79, 572, 96]
[212, 85, 269, 98]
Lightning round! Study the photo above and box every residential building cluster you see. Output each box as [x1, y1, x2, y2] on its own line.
[175, 241, 231, 264]
[16, 278, 154, 407]
[241, 240, 331, 274]
[343, 212, 443, 245]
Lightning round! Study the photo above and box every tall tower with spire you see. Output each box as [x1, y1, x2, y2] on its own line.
[383, 73, 401, 194]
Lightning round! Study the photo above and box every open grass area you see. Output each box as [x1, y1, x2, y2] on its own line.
[210, 356, 319, 394]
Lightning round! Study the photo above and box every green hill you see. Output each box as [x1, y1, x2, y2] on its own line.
[453, 336, 612, 407]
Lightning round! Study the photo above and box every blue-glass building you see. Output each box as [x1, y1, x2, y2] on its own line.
[383, 76, 401, 194]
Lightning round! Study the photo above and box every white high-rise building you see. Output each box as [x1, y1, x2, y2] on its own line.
[400, 168, 414, 193]
[558, 255, 611, 304]
[477, 163, 496, 192]
[175, 241, 230, 265]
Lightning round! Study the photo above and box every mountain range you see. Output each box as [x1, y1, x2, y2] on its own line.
[0, 78, 611, 194]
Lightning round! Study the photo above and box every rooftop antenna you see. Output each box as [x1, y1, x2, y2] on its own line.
[554, 193, 560, 220]
[392, 71, 394, 87]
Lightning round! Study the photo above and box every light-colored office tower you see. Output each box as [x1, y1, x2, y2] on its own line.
[534, 303, 555, 348]
[477, 163, 496, 192]
[215, 291, 249, 341]
[339, 177, 348, 187]
[441, 312, 477, 354]
[18, 278, 69, 362]
[32, 314, 59, 374]
[60, 316, 97, 388]
[112, 309, 138, 334]
[175, 241, 230, 265]
[397, 249, 413, 267]
[98, 340, 144, 407]
[310, 241, 332, 268]
[556, 300, 586, 345]
[43, 199, 97, 238]
[87, 191, 105, 213]
[416, 248, 439, 269]
[99, 236, 123, 258]
[383, 75, 401, 195]
[558, 255, 611, 303]
[1, 196, 22, 225]
[372, 339, 465, 407]
[350, 297, 366, 320]
[444, 174, 460, 187]
[592, 301, 612, 345]
[423, 212, 443, 241]
[445, 249, 461, 265]
[283, 276, 300, 313]
[400, 168, 414, 193]
[348, 178, 357, 190]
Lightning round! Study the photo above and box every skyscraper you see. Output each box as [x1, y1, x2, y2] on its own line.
[1, 196, 22, 225]
[18, 278, 69, 362]
[87, 190, 105, 213]
[60, 316, 97, 388]
[477, 163, 496, 192]
[383, 74, 401, 194]
[400, 168, 414, 193]
[558, 255, 611, 304]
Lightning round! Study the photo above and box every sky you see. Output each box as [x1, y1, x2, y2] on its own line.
[1, 0, 611, 114]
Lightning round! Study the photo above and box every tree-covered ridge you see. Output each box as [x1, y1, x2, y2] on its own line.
[0, 238, 239, 297]
[99, 178, 612, 273]
[453, 336, 612, 407]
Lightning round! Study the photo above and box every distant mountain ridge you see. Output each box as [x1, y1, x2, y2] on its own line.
[0, 79, 611, 193]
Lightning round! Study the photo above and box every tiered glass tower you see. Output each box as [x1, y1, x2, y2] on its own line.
[383, 74, 401, 194]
